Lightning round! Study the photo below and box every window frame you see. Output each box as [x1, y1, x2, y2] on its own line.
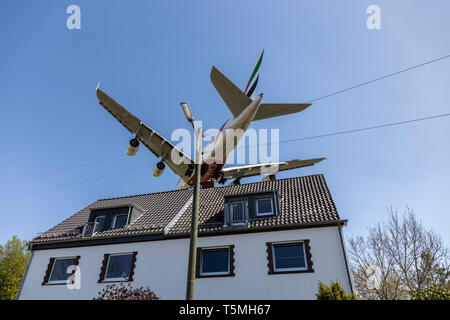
[93, 215, 105, 234]
[266, 240, 314, 275]
[42, 256, 80, 286]
[196, 245, 235, 278]
[111, 213, 129, 230]
[47, 257, 78, 284]
[229, 200, 248, 225]
[103, 252, 135, 282]
[255, 197, 275, 216]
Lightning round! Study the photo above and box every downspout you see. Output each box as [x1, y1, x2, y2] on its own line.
[337, 222, 355, 293]
[15, 243, 34, 300]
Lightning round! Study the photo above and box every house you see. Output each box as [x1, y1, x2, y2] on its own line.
[17, 174, 354, 300]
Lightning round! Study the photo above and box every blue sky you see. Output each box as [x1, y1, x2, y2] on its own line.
[1, 0, 449, 246]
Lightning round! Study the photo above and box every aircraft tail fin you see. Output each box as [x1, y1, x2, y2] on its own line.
[244, 49, 264, 98]
[210, 66, 252, 118]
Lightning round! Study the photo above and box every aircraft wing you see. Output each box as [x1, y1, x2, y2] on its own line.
[96, 88, 194, 178]
[221, 158, 326, 180]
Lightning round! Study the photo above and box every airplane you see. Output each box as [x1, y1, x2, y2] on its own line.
[95, 50, 326, 189]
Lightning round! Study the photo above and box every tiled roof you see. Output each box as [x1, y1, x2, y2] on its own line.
[31, 174, 341, 245]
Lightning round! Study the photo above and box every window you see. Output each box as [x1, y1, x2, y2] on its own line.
[196, 246, 235, 278]
[104, 253, 134, 281]
[256, 197, 274, 216]
[224, 191, 278, 226]
[266, 240, 314, 274]
[88, 207, 131, 236]
[273, 242, 306, 271]
[112, 214, 128, 229]
[229, 200, 247, 224]
[42, 256, 80, 285]
[93, 215, 105, 234]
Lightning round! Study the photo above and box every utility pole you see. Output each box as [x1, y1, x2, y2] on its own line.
[180, 102, 202, 300]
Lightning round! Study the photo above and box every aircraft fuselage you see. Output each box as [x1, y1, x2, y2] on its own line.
[180, 95, 263, 188]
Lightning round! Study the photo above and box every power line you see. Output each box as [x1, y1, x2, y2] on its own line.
[0, 163, 153, 203]
[4, 112, 448, 203]
[306, 54, 450, 103]
[2, 53, 449, 186]
[240, 112, 450, 150]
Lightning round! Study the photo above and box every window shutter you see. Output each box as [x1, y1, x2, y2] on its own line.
[304, 240, 314, 272]
[266, 242, 274, 274]
[98, 254, 110, 283]
[195, 247, 202, 278]
[229, 245, 235, 277]
[42, 258, 55, 285]
[128, 252, 138, 282]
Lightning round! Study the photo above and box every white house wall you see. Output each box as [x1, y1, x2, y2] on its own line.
[18, 226, 351, 300]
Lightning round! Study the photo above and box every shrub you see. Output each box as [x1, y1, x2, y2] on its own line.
[93, 283, 159, 300]
[317, 280, 358, 300]
[409, 282, 450, 300]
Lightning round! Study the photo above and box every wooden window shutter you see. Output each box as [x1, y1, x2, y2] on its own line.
[98, 254, 110, 283]
[42, 258, 55, 285]
[304, 240, 314, 272]
[266, 242, 275, 274]
[229, 245, 235, 277]
[195, 247, 202, 278]
[128, 252, 138, 282]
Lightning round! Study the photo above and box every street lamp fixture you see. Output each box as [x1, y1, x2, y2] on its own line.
[180, 101, 194, 124]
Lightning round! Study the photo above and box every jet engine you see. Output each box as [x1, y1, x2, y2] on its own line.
[153, 161, 165, 177]
[126, 138, 140, 156]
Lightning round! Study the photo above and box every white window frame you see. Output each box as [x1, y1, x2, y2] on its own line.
[229, 200, 248, 225]
[272, 241, 308, 272]
[199, 246, 231, 276]
[112, 213, 129, 229]
[103, 252, 134, 282]
[93, 215, 105, 234]
[256, 197, 274, 216]
[47, 256, 78, 284]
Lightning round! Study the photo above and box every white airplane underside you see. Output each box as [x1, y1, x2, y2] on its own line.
[96, 50, 326, 189]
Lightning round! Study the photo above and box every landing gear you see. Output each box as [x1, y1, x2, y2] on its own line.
[231, 178, 241, 186]
[214, 170, 227, 185]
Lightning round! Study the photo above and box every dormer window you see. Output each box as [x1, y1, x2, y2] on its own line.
[224, 191, 279, 227]
[229, 200, 247, 224]
[85, 207, 131, 236]
[256, 197, 274, 216]
[93, 216, 105, 234]
[112, 214, 128, 229]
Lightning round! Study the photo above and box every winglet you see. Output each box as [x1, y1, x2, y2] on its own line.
[96, 81, 100, 90]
